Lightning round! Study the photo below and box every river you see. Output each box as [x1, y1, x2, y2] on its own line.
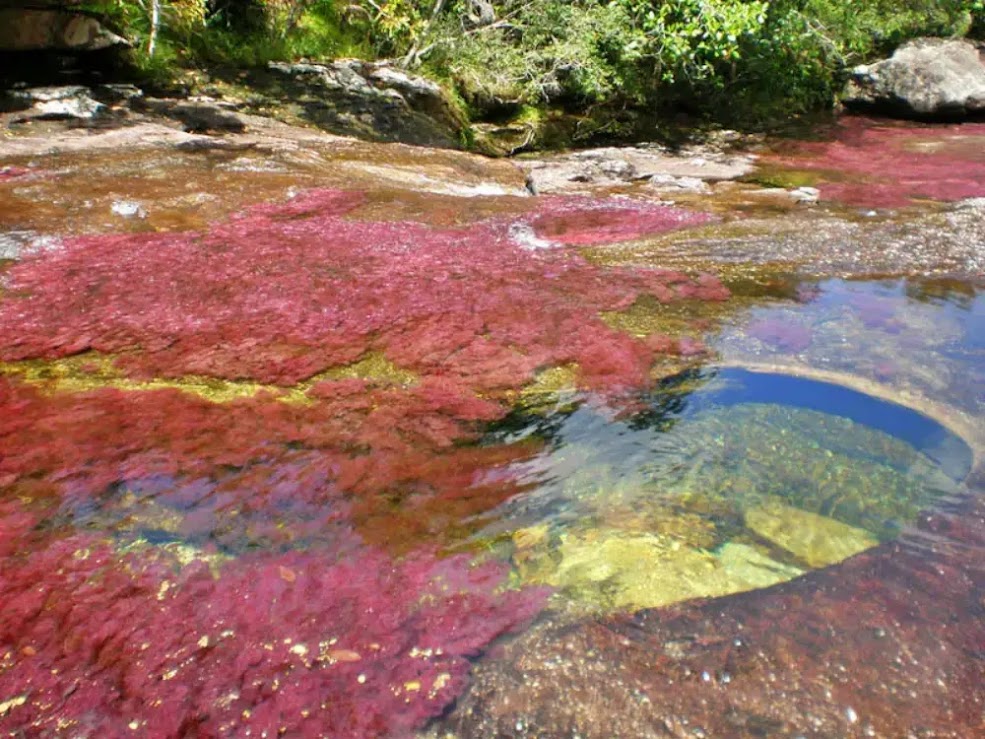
[0, 114, 983, 737]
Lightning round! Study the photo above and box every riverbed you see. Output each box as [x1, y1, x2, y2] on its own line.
[1, 115, 983, 737]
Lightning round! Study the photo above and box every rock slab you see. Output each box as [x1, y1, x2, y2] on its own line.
[745, 501, 878, 568]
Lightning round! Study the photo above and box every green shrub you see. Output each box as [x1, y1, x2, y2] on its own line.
[81, 0, 985, 132]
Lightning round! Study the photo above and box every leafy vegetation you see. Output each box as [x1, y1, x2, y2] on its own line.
[84, 1, 984, 130]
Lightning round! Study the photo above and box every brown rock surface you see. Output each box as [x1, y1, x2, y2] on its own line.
[440, 478, 985, 737]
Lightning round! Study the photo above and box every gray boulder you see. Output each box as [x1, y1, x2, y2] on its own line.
[524, 145, 755, 195]
[0, 9, 128, 52]
[844, 38, 985, 119]
[265, 60, 467, 148]
[7, 85, 107, 120]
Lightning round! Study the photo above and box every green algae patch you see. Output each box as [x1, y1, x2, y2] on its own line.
[742, 166, 822, 191]
[508, 364, 580, 414]
[600, 295, 719, 341]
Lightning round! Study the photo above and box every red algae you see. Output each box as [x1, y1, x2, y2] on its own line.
[0, 502, 547, 737]
[0, 189, 724, 555]
[528, 197, 712, 245]
[0, 188, 720, 735]
[765, 118, 985, 207]
[0, 377, 536, 554]
[746, 318, 813, 352]
[0, 189, 723, 392]
[848, 292, 903, 331]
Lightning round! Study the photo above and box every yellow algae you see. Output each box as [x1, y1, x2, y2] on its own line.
[521, 364, 579, 397]
[0, 353, 310, 404]
[0, 695, 27, 717]
[159, 542, 231, 572]
[514, 525, 805, 613]
[117, 537, 231, 574]
[320, 352, 418, 387]
[511, 523, 550, 551]
[745, 500, 878, 568]
[114, 491, 186, 535]
[0, 350, 419, 403]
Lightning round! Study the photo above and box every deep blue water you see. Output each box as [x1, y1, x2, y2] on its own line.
[672, 368, 973, 480]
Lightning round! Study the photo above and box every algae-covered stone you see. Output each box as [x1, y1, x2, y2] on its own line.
[544, 528, 721, 610]
[715, 542, 804, 589]
[512, 523, 550, 551]
[515, 364, 580, 413]
[745, 501, 878, 568]
[601, 505, 719, 550]
[0, 353, 317, 404]
[514, 526, 807, 612]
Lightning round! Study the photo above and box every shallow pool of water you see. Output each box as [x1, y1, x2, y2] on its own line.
[480, 367, 971, 614]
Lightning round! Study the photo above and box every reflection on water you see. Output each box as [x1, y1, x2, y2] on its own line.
[716, 278, 985, 432]
[482, 369, 968, 613]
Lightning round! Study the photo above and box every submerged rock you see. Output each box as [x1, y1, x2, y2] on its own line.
[513, 525, 805, 612]
[844, 38, 985, 119]
[442, 492, 985, 738]
[716, 541, 805, 588]
[745, 500, 878, 568]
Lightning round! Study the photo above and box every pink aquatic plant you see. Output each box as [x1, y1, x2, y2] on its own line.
[765, 118, 985, 207]
[527, 196, 712, 245]
[0, 192, 725, 551]
[0, 166, 31, 181]
[0, 188, 720, 735]
[848, 292, 903, 331]
[0, 377, 537, 554]
[746, 318, 813, 352]
[0, 502, 547, 737]
[0, 189, 724, 393]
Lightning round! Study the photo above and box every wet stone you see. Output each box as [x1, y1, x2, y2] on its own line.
[745, 500, 879, 568]
[513, 525, 806, 612]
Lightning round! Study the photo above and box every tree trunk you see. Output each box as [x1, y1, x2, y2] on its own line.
[147, 0, 160, 57]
